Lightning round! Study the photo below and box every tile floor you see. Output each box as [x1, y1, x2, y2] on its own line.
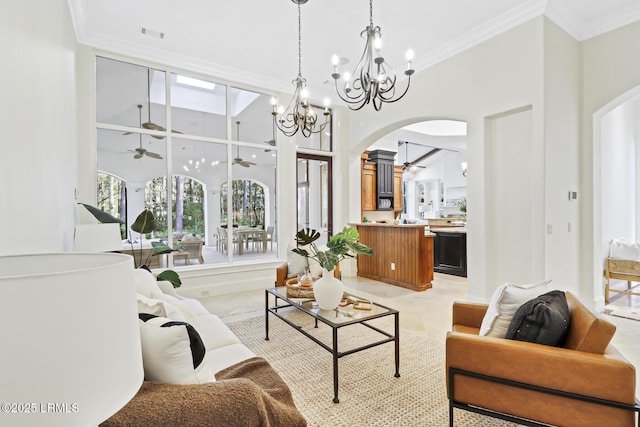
[199, 273, 640, 396]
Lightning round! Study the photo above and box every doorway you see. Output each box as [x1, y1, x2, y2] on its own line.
[296, 154, 333, 246]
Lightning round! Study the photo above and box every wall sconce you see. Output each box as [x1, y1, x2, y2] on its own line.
[461, 162, 468, 177]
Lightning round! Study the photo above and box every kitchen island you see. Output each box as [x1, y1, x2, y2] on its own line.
[353, 223, 435, 291]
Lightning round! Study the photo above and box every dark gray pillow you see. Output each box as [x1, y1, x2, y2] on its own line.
[505, 290, 570, 347]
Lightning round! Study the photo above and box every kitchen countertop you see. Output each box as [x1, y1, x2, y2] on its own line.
[354, 222, 427, 228]
[430, 227, 467, 233]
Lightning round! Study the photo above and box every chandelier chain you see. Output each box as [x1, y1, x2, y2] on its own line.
[369, 0, 373, 27]
[297, 0, 302, 78]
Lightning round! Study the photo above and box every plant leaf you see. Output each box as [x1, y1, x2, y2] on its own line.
[292, 247, 310, 258]
[80, 203, 124, 224]
[157, 270, 181, 288]
[295, 228, 321, 246]
[131, 209, 155, 234]
[151, 241, 178, 254]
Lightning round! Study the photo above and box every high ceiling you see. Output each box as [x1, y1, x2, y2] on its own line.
[69, 0, 640, 102]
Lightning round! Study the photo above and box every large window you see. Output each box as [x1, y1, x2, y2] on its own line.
[220, 180, 266, 228]
[96, 56, 278, 267]
[144, 176, 205, 238]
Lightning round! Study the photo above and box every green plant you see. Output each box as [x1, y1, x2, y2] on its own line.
[79, 204, 183, 288]
[293, 226, 373, 272]
[129, 209, 182, 287]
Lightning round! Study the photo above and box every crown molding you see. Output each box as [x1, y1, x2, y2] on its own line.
[412, 0, 547, 72]
[545, 1, 640, 41]
[66, 0, 87, 42]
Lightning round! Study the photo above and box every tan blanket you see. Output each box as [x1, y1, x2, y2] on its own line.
[102, 357, 306, 427]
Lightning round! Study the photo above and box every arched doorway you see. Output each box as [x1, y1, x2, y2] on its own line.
[592, 86, 640, 307]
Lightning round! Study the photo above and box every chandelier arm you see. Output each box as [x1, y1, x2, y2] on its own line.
[379, 76, 412, 104]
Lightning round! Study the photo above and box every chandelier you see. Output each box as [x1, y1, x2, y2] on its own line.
[331, 0, 415, 111]
[271, 0, 330, 138]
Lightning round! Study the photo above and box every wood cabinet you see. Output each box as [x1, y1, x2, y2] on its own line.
[361, 154, 404, 213]
[355, 224, 434, 291]
[433, 230, 467, 277]
[393, 166, 403, 213]
[361, 162, 377, 211]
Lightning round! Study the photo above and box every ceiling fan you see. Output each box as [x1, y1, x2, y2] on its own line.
[264, 121, 276, 152]
[401, 141, 426, 172]
[264, 138, 276, 152]
[124, 69, 183, 139]
[232, 121, 256, 167]
[128, 104, 163, 160]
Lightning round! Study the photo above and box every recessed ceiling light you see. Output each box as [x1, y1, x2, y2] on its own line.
[176, 75, 215, 91]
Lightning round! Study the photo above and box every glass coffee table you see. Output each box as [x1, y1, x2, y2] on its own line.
[265, 286, 400, 403]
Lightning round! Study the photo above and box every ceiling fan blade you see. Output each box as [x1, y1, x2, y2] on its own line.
[265, 139, 276, 146]
[245, 161, 256, 166]
[142, 122, 165, 132]
[145, 151, 163, 159]
[133, 153, 143, 159]
[239, 162, 251, 168]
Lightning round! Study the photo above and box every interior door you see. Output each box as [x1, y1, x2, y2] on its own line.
[296, 154, 332, 246]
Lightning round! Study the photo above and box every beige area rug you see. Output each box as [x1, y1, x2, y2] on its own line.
[223, 309, 517, 427]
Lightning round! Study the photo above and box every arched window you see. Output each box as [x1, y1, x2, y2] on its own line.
[145, 175, 205, 238]
[220, 180, 265, 227]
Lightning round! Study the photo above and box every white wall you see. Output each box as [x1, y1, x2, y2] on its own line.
[486, 106, 540, 285]
[543, 19, 582, 294]
[601, 103, 637, 245]
[0, 0, 78, 254]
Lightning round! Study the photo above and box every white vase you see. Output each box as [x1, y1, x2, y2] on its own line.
[313, 268, 344, 310]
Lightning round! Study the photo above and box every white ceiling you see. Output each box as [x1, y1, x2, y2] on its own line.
[68, 0, 640, 103]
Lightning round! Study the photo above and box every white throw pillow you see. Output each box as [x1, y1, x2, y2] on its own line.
[286, 244, 308, 278]
[479, 280, 551, 338]
[138, 314, 213, 384]
[136, 294, 186, 322]
[609, 239, 640, 261]
[150, 293, 202, 332]
[134, 268, 163, 298]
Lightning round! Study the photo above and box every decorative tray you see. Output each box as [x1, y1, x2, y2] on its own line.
[285, 278, 315, 298]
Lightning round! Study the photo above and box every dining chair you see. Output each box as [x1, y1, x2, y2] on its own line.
[265, 225, 274, 251]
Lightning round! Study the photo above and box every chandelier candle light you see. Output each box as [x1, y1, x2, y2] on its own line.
[331, 0, 415, 111]
[271, 0, 330, 138]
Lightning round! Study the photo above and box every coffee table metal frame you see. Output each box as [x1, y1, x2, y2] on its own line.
[265, 287, 400, 403]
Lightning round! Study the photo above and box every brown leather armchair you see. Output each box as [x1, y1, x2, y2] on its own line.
[446, 292, 639, 427]
[275, 263, 340, 287]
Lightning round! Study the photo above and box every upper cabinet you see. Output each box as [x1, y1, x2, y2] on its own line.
[361, 151, 404, 214]
[362, 160, 377, 211]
